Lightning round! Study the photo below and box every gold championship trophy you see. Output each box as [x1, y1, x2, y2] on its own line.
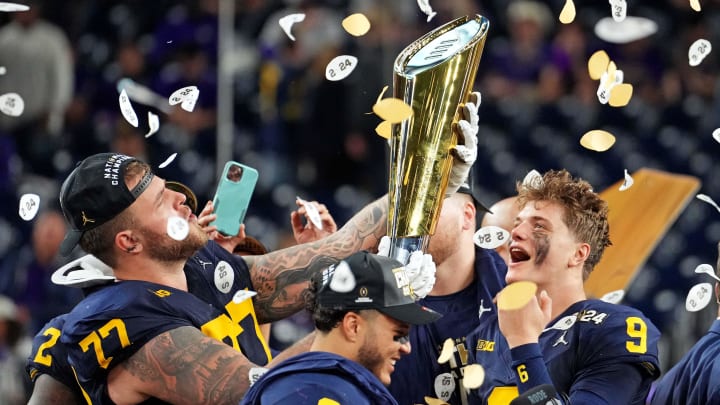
[387, 15, 489, 264]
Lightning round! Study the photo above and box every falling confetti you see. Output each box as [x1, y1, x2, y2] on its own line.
[608, 83, 633, 107]
[278, 13, 305, 41]
[342, 13, 371, 37]
[690, 0, 701, 12]
[296, 196, 323, 230]
[18, 193, 40, 221]
[588, 50, 610, 80]
[580, 129, 616, 152]
[324, 55, 358, 81]
[169, 86, 199, 112]
[619, 169, 634, 191]
[473, 226, 510, 249]
[497, 281, 538, 311]
[118, 89, 138, 127]
[696, 193, 720, 213]
[0, 92, 24, 117]
[167, 216, 189, 241]
[559, 0, 576, 24]
[329, 260, 356, 292]
[609, 0, 627, 22]
[600, 289, 626, 304]
[375, 120, 392, 139]
[158, 153, 178, 169]
[0, 66, 6, 75]
[416, 0, 437, 22]
[713, 128, 720, 144]
[373, 98, 413, 123]
[594, 16, 658, 44]
[694, 263, 720, 282]
[0, 2, 29, 12]
[523, 169, 543, 188]
[462, 364, 485, 389]
[688, 39, 712, 67]
[145, 111, 159, 138]
[437, 338, 454, 364]
[685, 282, 713, 312]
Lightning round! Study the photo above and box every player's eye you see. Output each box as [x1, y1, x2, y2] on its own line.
[393, 334, 409, 344]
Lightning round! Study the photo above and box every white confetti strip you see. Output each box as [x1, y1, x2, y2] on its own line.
[609, 0, 627, 22]
[594, 16, 658, 44]
[118, 89, 138, 127]
[522, 169, 543, 188]
[689, 39, 711, 67]
[296, 196, 323, 230]
[473, 226, 510, 249]
[690, 0, 701, 12]
[18, 193, 39, 221]
[713, 128, 720, 144]
[416, 0, 437, 22]
[167, 216, 189, 241]
[0, 92, 24, 117]
[0, 66, 6, 75]
[278, 13, 305, 41]
[0, 2, 29, 12]
[544, 315, 578, 332]
[685, 282, 713, 312]
[325, 55, 358, 82]
[158, 153, 178, 169]
[169, 86, 199, 112]
[600, 289, 625, 304]
[696, 193, 720, 213]
[145, 111, 159, 138]
[329, 260, 356, 293]
[619, 169, 634, 191]
[694, 263, 720, 282]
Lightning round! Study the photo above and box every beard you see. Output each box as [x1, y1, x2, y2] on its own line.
[357, 328, 386, 384]
[139, 221, 207, 263]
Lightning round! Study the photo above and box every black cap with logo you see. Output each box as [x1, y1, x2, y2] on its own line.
[455, 171, 492, 214]
[316, 251, 441, 325]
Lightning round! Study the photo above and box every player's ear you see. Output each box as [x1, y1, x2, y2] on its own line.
[569, 242, 590, 268]
[116, 230, 142, 254]
[340, 312, 363, 342]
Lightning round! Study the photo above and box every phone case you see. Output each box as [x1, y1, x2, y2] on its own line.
[210, 161, 258, 236]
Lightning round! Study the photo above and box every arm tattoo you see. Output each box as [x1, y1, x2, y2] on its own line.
[119, 326, 254, 405]
[247, 195, 389, 322]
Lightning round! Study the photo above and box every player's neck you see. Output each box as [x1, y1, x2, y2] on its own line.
[543, 279, 586, 320]
[114, 258, 189, 291]
[430, 245, 475, 296]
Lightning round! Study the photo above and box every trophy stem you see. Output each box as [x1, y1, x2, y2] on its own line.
[388, 236, 430, 265]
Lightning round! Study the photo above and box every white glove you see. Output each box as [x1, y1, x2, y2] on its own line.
[405, 250, 437, 299]
[377, 235, 391, 256]
[446, 91, 481, 196]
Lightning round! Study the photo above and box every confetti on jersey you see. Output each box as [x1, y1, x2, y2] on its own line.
[0, 92, 23, 116]
[278, 13, 305, 41]
[18, 193, 39, 221]
[118, 89, 139, 127]
[342, 13, 371, 37]
[685, 282, 712, 312]
[325, 55, 357, 81]
[619, 169, 634, 191]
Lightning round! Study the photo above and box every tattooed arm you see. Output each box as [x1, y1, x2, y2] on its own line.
[107, 326, 256, 405]
[28, 375, 83, 405]
[245, 195, 389, 323]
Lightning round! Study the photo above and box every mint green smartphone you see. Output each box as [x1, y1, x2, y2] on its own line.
[210, 161, 258, 236]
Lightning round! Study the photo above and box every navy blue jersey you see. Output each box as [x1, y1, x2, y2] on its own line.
[649, 319, 720, 404]
[467, 299, 661, 405]
[25, 314, 80, 394]
[388, 247, 507, 405]
[241, 351, 398, 405]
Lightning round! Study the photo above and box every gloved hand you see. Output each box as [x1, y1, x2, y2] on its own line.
[446, 91, 481, 196]
[377, 236, 436, 299]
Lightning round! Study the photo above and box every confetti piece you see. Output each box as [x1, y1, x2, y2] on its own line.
[324, 55, 358, 81]
[462, 364, 485, 389]
[594, 16, 658, 44]
[375, 120, 392, 139]
[713, 128, 720, 144]
[473, 226, 510, 249]
[296, 196, 323, 230]
[619, 169, 634, 191]
[0, 2, 29, 12]
[18, 193, 39, 221]
[600, 289, 625, 304]
[522, 169, 543, 188]
[696, 193, 720, 213]
[690, 0, 701, 12]
[432, 373, 454, 403]
[167, 216, 189, 241]
[145, 112, 159, 138]
[588, 50, 610, 81]
[0, 66, 5, 75]
[437, 338, 454, 364]
[232, 290, 257, 304]
[278, 13, 305, 41]
[0, 92, 24, 117]
[544, 315, 577, 331]
[342, 13, 371, 37]
[329, 260, 356, 292]
[685, 282, 713, 312]
[559, 0, 576, 24]
[118, 89, 139, 127]
[425, 397, 449, 405]
[318, 398, 340, 405]
[689, 39, 712, 67]
[609, 83, 633, 107]
[169, 86, 200, 112]
[580, 129, 616, 152]
[416, 0, 437, 22]
[497, 281, 538, 311]
[694, 263, 720, 282]
[609, 0, 627, 22]
[158, 152, 178, 168]
[373, 98, 413, 123]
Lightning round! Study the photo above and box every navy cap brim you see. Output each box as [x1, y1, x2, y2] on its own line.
[60, 229, 82, 257]
[380, 302, 442, 325]
[456, 185, 492, 214]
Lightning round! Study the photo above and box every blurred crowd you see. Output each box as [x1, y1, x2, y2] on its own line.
[1, 0, 720, 400]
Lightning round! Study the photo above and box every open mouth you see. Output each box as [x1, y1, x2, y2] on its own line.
[509, 246, 531, 263]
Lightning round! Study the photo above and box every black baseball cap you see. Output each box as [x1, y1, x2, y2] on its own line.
[59, 153, 154, 256]
[456, 171, 492, 214]
[316, 251, 441, 325]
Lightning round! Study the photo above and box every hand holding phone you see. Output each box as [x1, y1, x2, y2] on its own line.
[210, 161, 258, 236]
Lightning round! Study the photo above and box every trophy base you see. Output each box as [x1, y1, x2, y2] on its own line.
[388, 236, 430, 265]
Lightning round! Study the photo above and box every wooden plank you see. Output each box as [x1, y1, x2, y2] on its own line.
[584, 168, 701, 298]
